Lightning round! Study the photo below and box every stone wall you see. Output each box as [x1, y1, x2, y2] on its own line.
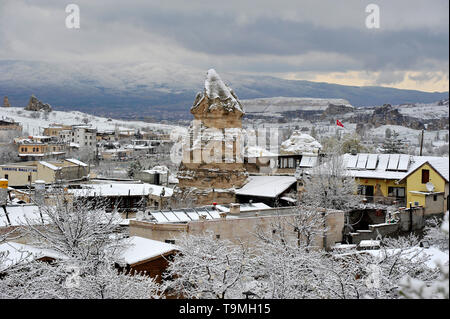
[129, 208, 345, 250]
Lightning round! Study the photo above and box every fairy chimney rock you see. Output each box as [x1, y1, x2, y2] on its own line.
[177, 69, 248, 205]
[3, 96, 10, 107]
[25, 94, 52, 112]
[191, 69, 244, 129]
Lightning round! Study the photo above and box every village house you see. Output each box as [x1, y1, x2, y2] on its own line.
[341, 153, 449, 215]
[70, 126, 97, 149]
[0, 118, 22, 133]
[117, 236, 178, 283]
[67, 181, 173, 215]
[124, 140, 156, 156]
[15, 135, 67, 161]
[100, 148, 133, 161]
[96, 130, 116, 142]
[43, 124, 73, 137]
[0, 236, 177, 284]
[0, 159, 90, 187]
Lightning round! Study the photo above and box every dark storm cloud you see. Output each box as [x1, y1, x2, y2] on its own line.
[0, 0, 448, 90]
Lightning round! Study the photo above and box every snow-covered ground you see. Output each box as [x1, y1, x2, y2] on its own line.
[396, 101, 449, 120]
[369, 125, 448, 145]
[242, 97, 353, 113]
[0, 107, 184, 136]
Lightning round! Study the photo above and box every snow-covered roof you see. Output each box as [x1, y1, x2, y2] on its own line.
[280, 196, 297, 203]
[280, 131, 322, 155]
[65, 158, 88, 167]
[0, 204, 47, 227]
[235, 175, 297, 198]
[358, 240, 381, 248]
[68, 183, 173, 198]
[342, 154, 449, 182]
[245, 145, 278, 157]
[39, 161, 60, 171]
[215, 202, 272, 213]
[118, 236, 178, 266]
[0, 242, 65, 271]
[141, 165, 169, 175]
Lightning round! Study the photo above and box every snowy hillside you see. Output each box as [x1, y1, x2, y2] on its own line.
[0, 107, 184, 136]
[369, 125, 448, 146]
[242, 97, 353, 114]
[395, 100, 449, 120]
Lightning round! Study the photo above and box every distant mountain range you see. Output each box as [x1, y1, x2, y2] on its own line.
[0, 60, 448, 120]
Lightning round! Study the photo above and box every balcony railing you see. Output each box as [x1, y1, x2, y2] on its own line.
[359, 195, 406, 207]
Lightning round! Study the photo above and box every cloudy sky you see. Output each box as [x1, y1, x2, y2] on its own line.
[0, 0, 448, 92]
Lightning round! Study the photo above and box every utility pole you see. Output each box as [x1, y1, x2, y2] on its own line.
[419, 129, 424, 156]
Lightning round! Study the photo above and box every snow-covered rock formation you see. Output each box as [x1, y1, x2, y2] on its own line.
[177, 69, 248, 205]
[280, 131, 322, 155]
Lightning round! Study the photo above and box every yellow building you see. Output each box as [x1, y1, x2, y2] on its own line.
[398, 161, 449, 214]
[0, 159, 90, 187]
[344, 154, 449, 214]
[43, 125, 72, 137]
[16, 136, 67, 161]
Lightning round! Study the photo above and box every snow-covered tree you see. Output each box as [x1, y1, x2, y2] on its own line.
[423, 216, 449, 251]
[250, 213, 329, 298]
[381, 130, 407, 154]
[301, 148, 359, 211]
[0, 192, 161, 299]
[127, 160, 142, 178]
[163, 232, 251, 299]
[399, 212, 449, 299]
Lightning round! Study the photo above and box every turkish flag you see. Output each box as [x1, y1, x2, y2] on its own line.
[336, 119, 344, 127]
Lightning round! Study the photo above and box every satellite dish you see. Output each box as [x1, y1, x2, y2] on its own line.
[426, 182, 435, 192]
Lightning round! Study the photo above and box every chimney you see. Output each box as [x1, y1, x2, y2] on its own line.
[229, 203, 240, 215]
[0, 178, 8, 206]
[34, 180, 46, 206]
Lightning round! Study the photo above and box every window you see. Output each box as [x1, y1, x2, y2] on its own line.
[28, 175, 31, 182]
[433, 195, 437, 201]
[388, 187, 405, 198]
[165, 239, 175, 244]
[4, 174, 8, 180]
[216, 234, 221, 239]
[422, 169, 430, 184]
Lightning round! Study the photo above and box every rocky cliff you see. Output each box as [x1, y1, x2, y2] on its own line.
[25, 95, 52, 112]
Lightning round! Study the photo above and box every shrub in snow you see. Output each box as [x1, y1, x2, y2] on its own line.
[399, 212, 449, 299]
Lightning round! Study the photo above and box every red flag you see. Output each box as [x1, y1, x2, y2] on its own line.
[336, 119, 344, 127]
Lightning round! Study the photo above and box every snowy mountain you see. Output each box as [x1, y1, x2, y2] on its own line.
[0, 60, 448, 119]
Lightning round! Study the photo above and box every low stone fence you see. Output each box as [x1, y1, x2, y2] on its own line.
[348, 206, 425, 245]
